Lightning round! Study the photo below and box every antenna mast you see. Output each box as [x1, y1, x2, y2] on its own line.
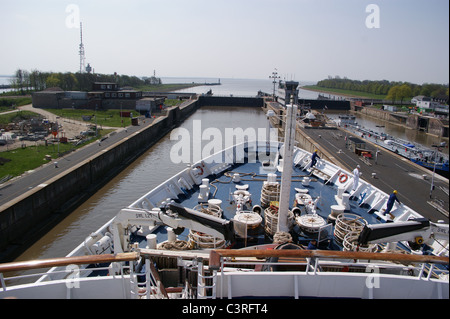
[79, 22, 86, 73]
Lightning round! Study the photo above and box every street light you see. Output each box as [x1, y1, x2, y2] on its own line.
[269, 69, 280, 98]
[429, 147, 438, 199]
[121, 102, 123, 128]
[95, 104, 98, 137]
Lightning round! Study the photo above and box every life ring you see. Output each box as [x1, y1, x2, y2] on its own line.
[339, 173, 348, 183]
[196, 165, 204, 176]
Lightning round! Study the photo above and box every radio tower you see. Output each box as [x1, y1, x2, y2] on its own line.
[79, 22, 86, 73]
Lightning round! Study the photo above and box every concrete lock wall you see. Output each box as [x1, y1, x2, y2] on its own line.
[198, 96, 264, 107]
[359, 107, 407, 125]
[297, 99, 350, 111]
[0, 162, 92, 254]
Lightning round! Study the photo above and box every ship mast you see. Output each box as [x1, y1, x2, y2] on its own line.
[277, 96, 298, 232]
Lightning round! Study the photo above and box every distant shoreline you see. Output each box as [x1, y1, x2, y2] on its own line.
[1, 83, 204, 97]
[137, 83, 204, 92]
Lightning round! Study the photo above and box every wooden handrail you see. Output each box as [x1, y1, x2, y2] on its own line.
[0, 252, 139, 273]
[209, 249, 449, 269]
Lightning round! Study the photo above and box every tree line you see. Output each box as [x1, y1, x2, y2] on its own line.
[8, 69, 162, 94]
[316, 77, 449, 103]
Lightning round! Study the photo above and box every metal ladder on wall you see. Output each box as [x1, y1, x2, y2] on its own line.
[196, 258, 217, 299]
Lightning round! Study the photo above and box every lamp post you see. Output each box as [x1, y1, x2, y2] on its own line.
[266, 110, 275, 147]
[121, 102, 123, 128]
[429, 147, 438, 199]
[269, 69, 280, 98]
[95, 104, 98, 137]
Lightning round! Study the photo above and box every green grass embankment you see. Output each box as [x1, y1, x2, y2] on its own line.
[0, 97, 32, 109]
[0, 130, 113, 180]
[0, 109, 115, 180]
[302, 85, 387, 100]
[46, 109, 136, 128]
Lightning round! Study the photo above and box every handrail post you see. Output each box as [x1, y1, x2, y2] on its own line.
[313, 257, 318, 274]
[220, 257, 224, 299]
[144, 258, 151, 299]
[294, 275, 299, 299]
[0, 273, 6, 291]
[306, 258, 311, 274]
[129, 259, 138, 299]
[418, 263, 426, 280]
[427, 264, 435, 280]
[197, 258, 206, 299]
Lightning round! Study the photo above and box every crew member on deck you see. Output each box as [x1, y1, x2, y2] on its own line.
[311, 150, 320, 168]
[352, 165, 361, 191]
[307, 239, 317, 250]
[383, 190, 401, 219]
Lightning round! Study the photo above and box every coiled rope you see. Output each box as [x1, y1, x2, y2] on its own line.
[158, 240, 192, 251]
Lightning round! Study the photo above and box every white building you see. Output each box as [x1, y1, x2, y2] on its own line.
[411, 95, 427, 104]
[412, 96, 445, 110]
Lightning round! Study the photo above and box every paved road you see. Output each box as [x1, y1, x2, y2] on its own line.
[305, 127, 449, 223]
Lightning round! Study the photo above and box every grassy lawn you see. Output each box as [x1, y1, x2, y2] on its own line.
[0, 97, 32, 107]
[0, 142, 75, 178]
[45, 109, 136, 127]
[0, 128, 113, 180]
[45, 100, 187, 126]
[163, 99, 186, 107]
[302, 85, 387, 99]
[0, 110, 42, 125]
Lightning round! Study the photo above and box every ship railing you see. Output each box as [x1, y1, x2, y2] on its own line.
[208, 249, 449, 299]
[135, 257, 180, 299]
[0, 251, 189, 299]
[0, 253, 139, 297]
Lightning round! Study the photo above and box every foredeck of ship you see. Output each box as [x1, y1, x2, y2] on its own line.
[302, 127, 449, 223]
[130, 158, 384, 251]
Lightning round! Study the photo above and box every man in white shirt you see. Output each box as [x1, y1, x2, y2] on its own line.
[352, 165, 361, 191]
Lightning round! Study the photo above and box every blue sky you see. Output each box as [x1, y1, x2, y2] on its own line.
[1, 0, 448, 84]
